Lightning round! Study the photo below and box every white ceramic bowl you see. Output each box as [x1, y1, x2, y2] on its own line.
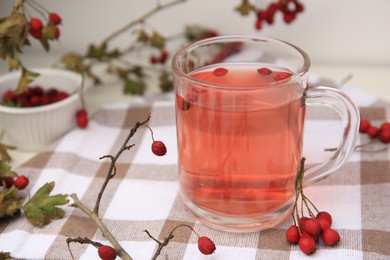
[0, 68, 83, 151]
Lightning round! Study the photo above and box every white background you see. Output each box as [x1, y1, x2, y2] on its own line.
[0, 0, 389, 66]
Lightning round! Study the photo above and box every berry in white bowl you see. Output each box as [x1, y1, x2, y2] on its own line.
[0, 68, 83, 151]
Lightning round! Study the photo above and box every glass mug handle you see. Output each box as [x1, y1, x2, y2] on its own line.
[302, 85, 360, 186]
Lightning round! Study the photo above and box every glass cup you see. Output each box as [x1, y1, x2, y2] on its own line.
[171, 36, 359, 232]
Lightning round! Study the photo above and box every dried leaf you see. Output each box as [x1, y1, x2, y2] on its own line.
[235, 0, 255, 16]
[0, 251, 12, 260]
[159, 71, 173, 92]
[15, 67, 40, 94]
[123, 78, 145, 95]
[22, 182, 69, 227]
[137, 29, 149, 42]
[0, 161, 17, 178]
[0, 11, 29, 54]
[150, 31, 165, 49]
[0, 144, 16, 163]
[0, 187, 22, 218]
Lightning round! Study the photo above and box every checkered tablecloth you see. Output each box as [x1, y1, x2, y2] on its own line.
[0, 80, 389, 260]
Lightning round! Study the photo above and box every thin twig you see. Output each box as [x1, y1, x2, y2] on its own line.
[66, 237, 103, 260]
[93, 114, 151, 215]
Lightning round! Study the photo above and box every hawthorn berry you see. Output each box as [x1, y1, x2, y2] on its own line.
[213, 67, 228, 76]
[367, 126, 380, 138]
[151, 141, 167, 156]
[286, 225, 300, 244]
[0, 176, 14, 188]
[197, 236, 216, 255]
[14, 175, 29, 190]
[49, 12, 62, 25]
[30, 18, 43, 31]
[177, 96, 191, 111]
[317, 217, 331, 231]
[298, 233, 316, 255]
[359, 120, 370, 133]
[274, 72, 292, 81]
[257, 67, 272, 75]
[98, 245, 117, 260]
[301, 218, 320, 237]
[29, 28, 43, 39]
[321, 228, 340, 246]
[379, 128, 390, 143]
[76, 109, 88, 129]
[316, 211, 333, 226]
[380, 122, 390, 132]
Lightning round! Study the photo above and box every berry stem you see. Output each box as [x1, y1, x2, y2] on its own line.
[66, 237, 104, 260]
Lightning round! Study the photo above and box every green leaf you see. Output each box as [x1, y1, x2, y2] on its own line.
[123, 78, 146, 95]
[22, 182, 69, 227]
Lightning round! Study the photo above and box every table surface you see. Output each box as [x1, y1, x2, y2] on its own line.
[1, 57, 389, 260]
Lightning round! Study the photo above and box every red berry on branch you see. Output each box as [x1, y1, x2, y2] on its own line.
[359, 120, 370, 133]
[316, 211, 333, 226]
[301, 218, 320, 237]
[49, 12, 62, 25]
[283, 12, 296, 24]
[213, 67, 228, 77]
[76, 109, 88, 129]
[286, 225, 300, 244]
[367, 126, 380, 138]
[379, 128, 390, 143]
[54, 27, 60, 39]
[30, 18, 43, 31]
[159, 50, 169, 64]
[317, 217, 331, 231]
[298, 233, 317, 255]
[14, 175, 29, 190]
[321, 228, 340, 246]
[98, 245, 117, 260]
[0, 176, 14, 188]
[151, 141, 167, 156]
[255, 19, 263, 30]
[29, 28, 43, 39]
[198, 236, 216, 255]
[380, 122, 390, 132]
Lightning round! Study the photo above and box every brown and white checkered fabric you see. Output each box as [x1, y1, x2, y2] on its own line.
[0, 83, 389, 259]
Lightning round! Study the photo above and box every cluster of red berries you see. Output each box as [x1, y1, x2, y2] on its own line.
[1, 86, 70, 108]
[29, 12, 62, 40]
[0, 175, 29, 190]
[149, 50, 169, 65]
[359, 120, 390, 143]
[255, 0, 304, 30]
[286, 211, 340, 255]
[286, 158, 340, 255]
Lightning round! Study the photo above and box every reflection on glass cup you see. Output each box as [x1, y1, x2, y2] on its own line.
[172, 36, 359, 232]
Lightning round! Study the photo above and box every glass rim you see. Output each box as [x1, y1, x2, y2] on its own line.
[171, 35, 311, 90]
